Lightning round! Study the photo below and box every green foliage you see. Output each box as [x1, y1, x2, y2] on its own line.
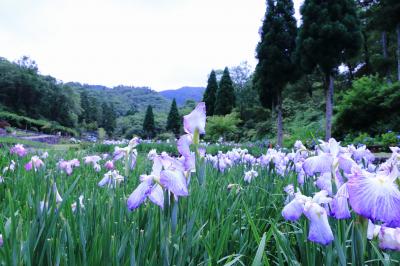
[79, 91, 102, 126]
[254, 0, 298, 109]
[0, 147, 397, 264]
[100, 103, 117, 136]
[0, 111, 78, 136]
[166, 99, 181, 135]
[350, 132, 376, 146]
[0, 57, 81, 129]
[214, 67, 235, 115]
[203, 70, 218, 116]
[334, 77, 400, 136]
[297, 0, 362, 75]
[143, 105, 155, 138]
[381, 131, 399, 147]
[0, 136, 49, 148]
[67, 83, 171, 115]
[155, 132, 176, 142]
[205, 112, 242, 142]
[97, 128, 106, 143]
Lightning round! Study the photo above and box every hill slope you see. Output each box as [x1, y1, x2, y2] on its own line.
[160, 86, 205, 106]
[67, 83, 171, 115]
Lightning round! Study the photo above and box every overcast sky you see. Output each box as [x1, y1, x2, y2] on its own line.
[0, 0, 303, 91]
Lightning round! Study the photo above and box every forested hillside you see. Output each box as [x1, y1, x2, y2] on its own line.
[67, 83, 171, 115]
[0, 56, 208, 137]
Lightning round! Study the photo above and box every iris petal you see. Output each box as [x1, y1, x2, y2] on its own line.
[331, 184, 351, 219]
[160, 170, 188, 197]
[282, 198, 304, 221]
[183, 102, 206, 135]
[302, 153, 333, 176]
[149, 184, 164, 209]
[127, 181, 152, 210]
[347, 170, 400, 227]
[303, 202, 334, 245]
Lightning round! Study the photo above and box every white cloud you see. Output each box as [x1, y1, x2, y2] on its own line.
[0, 0, 303, 91]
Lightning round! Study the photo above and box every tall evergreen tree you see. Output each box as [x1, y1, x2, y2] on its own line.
[101, 102, 117, 136]
[214, 67, 235, 115]
[298, 0, 362, 140]
[143, 105, 155, 138]
[374, 0, 400, 81]
[166, 98, 181, 135]
[202, 70, 218, 116]
[254, 0, 298, 147]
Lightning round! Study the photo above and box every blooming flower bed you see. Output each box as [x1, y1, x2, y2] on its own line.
[0, 103, 400, 264]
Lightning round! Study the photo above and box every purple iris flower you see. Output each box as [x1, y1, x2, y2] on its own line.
[303, 202, 334, 245]
[58, 159, 80, 175]
[331, 184, 351, 219]
[347, 167, 400, 227]
[177, 134, 193, 158]
[183, 102, 206, 135]
[127, 181, 153, 210]
[127, 179, 164, 210]
[378, 226, 400, 251]
[10, 144, 27, 157]
[302, 139, 357, 176]
[25, 156, 44, 171]
[282, 190, 334, 245]
[282, 194, 307, 221]
[160, 169, 188, 197]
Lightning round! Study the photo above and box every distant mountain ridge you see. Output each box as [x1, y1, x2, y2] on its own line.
[67, 83, 171, 115]
[160, 86, 205, 106]
[67, 83, 205, 115]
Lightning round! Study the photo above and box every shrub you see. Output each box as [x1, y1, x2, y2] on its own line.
[0, 111, 78, 136]
[334, 77, 400, 137]
[205, 112, 242, 142]
[155, 132, 176, 142]
[381, 131, 398, 147]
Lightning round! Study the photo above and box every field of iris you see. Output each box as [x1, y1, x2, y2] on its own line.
[1, 103, 400, 265]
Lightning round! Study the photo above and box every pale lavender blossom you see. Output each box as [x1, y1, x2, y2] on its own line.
[104, 160, 114, 170]
[147, 149, 158, 160]
[0, 234, 3, 247]
[347, 167, 400, 227]
[160, 169, 188, 197]
[303, 201, 334, 245]
[244, 169, 258, 183]
[367, 220, 381, 240]
[3, 160, 16, 174]
[71, 195, 85, 212]
[331, 183, 351, 219]
[183, 102, 206, 135]
[127, 180, 164, 210]
[53, 183, 63, 204]
[84, 155, 101, 165]
[10, 144, 27, 157]
[282, 190, 334, 245]
[378, 226, 400, 251]
[302, 139, 357, 176]
[25, 156, 44, 171]
[98, 170, 124, 187]
[58, 159, 80, 175]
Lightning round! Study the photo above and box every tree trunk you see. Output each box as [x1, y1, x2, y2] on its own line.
[325, 74, 334, 141]
[382, 31, 392, 83]
[362, 30, 371, 74]
[276, 90, 283, 148]
[346, 62, 354, 84]
[397, 23, 400, 81]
